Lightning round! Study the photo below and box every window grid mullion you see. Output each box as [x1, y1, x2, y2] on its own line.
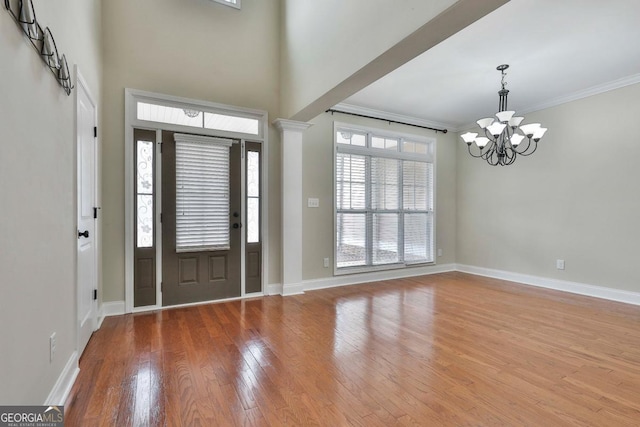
[398, 159, 405, 264]
[365, 153, 372, 267]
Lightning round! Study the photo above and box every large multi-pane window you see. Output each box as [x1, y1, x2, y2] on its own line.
[335, 125, 435, 271]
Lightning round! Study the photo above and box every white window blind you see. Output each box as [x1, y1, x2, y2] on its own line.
[335, 126, 435, 271]
[174, 134, 233, 252]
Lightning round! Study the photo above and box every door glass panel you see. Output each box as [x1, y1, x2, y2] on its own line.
[247, 150, 260, 243]
[175, 136, 231, 252]
[136, 140, 154, 248]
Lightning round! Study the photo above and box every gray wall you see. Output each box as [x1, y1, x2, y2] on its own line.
[456, 83, 640, 292]
[0, 0, 102, 404]
[101, 0, 282, 302]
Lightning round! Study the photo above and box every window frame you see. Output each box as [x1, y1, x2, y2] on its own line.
[333, 122, 437, 276]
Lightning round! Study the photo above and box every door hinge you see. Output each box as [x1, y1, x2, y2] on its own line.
[93, 289, 98, 300]
[160, 213, 163, 223]
[93, 207, 99, 219]
[94, 127, 97, 138]
[159, 142, 163, 153]
[161, 282, 163, 292]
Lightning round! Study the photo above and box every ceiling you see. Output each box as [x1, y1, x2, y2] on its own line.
[340, 0, 640, 131]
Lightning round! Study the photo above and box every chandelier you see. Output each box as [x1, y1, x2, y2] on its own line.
[461, 64, 547, 166]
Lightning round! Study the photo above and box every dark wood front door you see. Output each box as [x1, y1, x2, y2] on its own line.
[161, 131, 241, 306]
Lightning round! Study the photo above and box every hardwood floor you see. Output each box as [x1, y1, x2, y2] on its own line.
[65, 272, 640, 426]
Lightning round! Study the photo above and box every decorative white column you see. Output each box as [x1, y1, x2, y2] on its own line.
[273, 119, 313, 295]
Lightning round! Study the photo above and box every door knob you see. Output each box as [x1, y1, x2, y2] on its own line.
[78, 230, 89, 238]
[232, 223, 242, 229]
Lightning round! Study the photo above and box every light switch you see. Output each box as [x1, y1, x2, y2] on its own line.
[308, 198, 319, 208]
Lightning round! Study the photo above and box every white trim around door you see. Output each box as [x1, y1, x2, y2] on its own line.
[75, 67, 99, 354]
[124, 89, 269, 313]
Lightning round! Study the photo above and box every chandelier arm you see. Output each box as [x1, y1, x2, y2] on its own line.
[505, 147, 516, 163]
[519, 140, 539, 156]
[487, 150, 500, 166]
[484, 139, 499, 159]
[466, 144, 485, 158]
[479, 144, 493, 160]
[512, 134, 532, 154]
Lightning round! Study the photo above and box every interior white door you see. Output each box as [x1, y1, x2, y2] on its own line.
[77, 76, 98, 355]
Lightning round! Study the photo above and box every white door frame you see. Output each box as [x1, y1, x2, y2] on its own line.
[75, 68, 99, 351]
[124, 89, 269, 313]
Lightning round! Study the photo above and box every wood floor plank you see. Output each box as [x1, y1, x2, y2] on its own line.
[66, 272, 640, 426]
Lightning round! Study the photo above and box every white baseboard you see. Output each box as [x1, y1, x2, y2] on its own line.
[97, 301, 125, 328]
[44, 351, 79, 406]
[282, 283, 305, 296]
[103, 265, 639, 309]
[266, 283, 283, 296]
[457, 264, 640, 306]
[303, 263, 456, 292]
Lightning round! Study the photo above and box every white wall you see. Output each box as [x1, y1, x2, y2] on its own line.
[279, 0, 456, 119]
[101, 0, 281, 303]
[0, 0, 102, 404]
[279, 0, 509, 121]
[302, 113, 457, 280]
[457, 83, 640, 292]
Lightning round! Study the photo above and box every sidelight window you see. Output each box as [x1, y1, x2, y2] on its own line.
[136, 139, 154, 248]
[246, 150, 260, 243]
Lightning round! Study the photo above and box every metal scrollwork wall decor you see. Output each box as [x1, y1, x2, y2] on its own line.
[4, 0, 73, 95]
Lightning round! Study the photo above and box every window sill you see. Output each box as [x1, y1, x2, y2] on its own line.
[334, 261, 436, 277]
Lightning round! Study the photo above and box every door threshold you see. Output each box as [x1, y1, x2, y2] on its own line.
[130, 292, 265, 314]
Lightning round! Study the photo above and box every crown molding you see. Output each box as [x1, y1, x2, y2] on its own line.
[519, 73, 640, 117]
[344, 74, 640, 135]
[272, 118, 313, 132]
[331, 103, 455, 132]
[454, 73, 640, 133]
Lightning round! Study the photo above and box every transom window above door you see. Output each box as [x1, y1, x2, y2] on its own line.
[136, 101, 259, 136]
[211, 0, 240, 9]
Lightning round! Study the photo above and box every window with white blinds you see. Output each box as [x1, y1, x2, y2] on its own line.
[335, 125, 435, 271]
[174, 134, 233, 252]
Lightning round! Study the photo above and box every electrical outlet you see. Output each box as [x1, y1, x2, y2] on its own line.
[323, 257, 329, 268]
[556, 259, 565, 270]
[49, 333, 56, 362]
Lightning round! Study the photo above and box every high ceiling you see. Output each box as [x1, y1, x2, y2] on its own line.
[341, 0, 640, 131]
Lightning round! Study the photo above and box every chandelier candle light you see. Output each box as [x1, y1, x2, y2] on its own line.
[461, 64, 547, 166]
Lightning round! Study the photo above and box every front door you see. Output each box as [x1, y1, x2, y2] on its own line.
[76, 77, 97, 354]
[162, 131, 241, 305]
